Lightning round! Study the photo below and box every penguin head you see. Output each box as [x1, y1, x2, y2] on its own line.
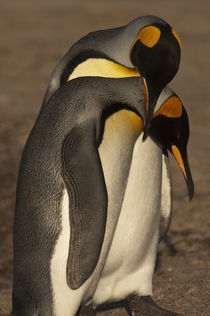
[150, 88, 194, 200]
[129, 16, 182, 140]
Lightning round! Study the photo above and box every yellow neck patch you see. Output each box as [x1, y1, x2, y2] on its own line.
[68, 58, 140, 81]
[124, 110, 144, 134]
[154, 96, 183, 118]
[131, 25, 161, 50]
[172, 29, 182, 50]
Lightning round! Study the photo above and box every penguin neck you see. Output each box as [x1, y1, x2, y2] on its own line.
[68, 58, 140, 82]
[47, 76, 146, 145]
[62, 76, 146, 123]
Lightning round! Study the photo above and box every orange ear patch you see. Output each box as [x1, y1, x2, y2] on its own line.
[154, 96, 183, 118]
[130, 25, 161, 52]
[138, 26, 161, 48]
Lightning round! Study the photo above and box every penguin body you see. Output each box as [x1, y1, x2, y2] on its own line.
[13, 81, 186, 316]
[12, 76, 147, 315]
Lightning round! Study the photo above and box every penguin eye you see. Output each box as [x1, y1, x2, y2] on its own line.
[172, 28, 182, 50]
[154, 96, 183, 118]
[131, 25, 161, 49]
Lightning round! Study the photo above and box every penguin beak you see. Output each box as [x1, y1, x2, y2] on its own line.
[171, 145, 194, 200]
[142, 77, 160, 141]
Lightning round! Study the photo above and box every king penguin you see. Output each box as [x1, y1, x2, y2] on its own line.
[12, 16, 190, 316]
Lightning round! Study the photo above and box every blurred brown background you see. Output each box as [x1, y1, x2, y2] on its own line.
[0, 0, 210, 315]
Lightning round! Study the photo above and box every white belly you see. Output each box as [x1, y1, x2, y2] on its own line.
[93, 136, 162, 305]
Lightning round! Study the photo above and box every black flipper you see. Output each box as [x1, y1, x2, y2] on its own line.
[61, 121, 108, 289]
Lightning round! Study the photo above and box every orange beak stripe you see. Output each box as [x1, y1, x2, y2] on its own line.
[171, 145, 187, 178]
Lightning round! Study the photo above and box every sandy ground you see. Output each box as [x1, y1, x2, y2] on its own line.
[0, 0, 210, 315]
